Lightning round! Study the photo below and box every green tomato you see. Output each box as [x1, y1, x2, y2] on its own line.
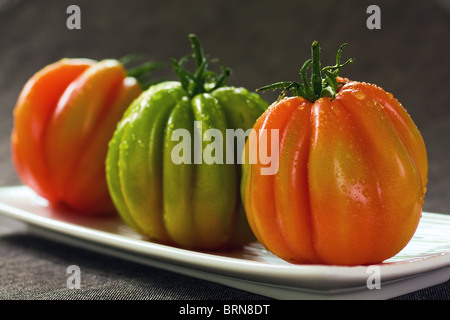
[106, 35, 267, 250]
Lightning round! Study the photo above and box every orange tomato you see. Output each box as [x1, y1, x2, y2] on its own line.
[241, 42, 427, 265]
[11, 58, 142, 214]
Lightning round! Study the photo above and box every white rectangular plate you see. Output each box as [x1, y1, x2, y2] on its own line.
[0, 185, 449, 299]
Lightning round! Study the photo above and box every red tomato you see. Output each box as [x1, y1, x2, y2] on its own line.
[11, 58, 142, 214]
[241, 42, 427, 265]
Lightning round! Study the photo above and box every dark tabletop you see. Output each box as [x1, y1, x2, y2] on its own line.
[0, 0, 448, 301]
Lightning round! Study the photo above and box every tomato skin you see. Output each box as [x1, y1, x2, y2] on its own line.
[242, 81, 427, 265]
[11, 59, 142, 215]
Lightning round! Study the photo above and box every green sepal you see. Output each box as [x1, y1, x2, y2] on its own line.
[256, 41, 354, 102]
[171, 34, 232, 98]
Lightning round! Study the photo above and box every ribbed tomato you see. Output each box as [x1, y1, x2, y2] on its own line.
[241, 42, 428, 265]
[11, 58, 143, 214]
[106, 35, 267, 250]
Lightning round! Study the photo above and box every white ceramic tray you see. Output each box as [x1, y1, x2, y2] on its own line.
[0, 185, 449, 300]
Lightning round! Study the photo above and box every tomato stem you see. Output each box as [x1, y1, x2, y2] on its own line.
[311, 41, 323, 97]
[120, 54, 167, 89]
[257, 41, 354, 102]
[171, 34, 231, 97]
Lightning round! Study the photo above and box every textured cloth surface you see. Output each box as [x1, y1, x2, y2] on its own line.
[0, 0, 449, 300]
[0, 216, 271, 300]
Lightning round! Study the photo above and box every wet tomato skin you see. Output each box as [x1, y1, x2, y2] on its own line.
[242, 80, 427, 266]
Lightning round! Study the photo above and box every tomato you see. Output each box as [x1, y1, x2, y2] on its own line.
[241, 41, 428, 265]
[106, 35, 268, 250]
[11, 58, 143, 214]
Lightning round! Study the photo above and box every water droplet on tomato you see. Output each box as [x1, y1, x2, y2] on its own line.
[354, 91, 366, 100]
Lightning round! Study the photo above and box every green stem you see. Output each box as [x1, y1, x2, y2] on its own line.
[257, 41, 354, 102]
[190, 34, 206, 70]
[119, 54, 167, 89]
[171, 34, 231, 98]
[311, 41, 322, 97]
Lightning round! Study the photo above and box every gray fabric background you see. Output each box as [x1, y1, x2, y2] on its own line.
[0, 0, 448, 300]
